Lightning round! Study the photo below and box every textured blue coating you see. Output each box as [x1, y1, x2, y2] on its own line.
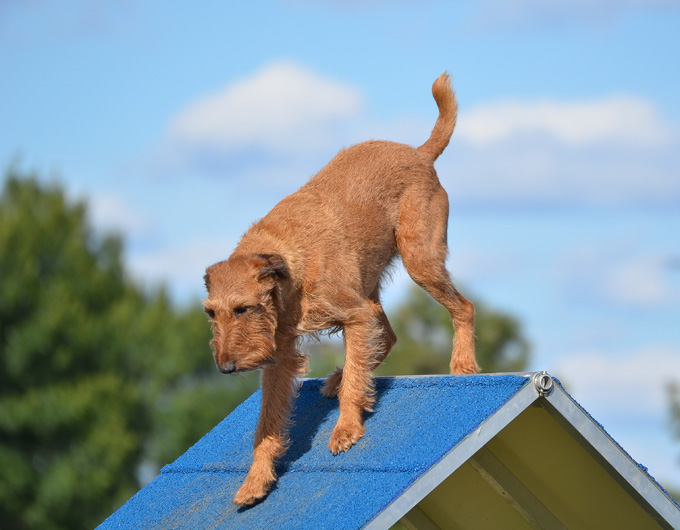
[97, 375, 529, 530]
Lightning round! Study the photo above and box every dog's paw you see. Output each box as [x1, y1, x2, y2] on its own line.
[329, 421, 365, 455]
[233, 473, 273, 507]
[450, 359, 481, 375]
[320, 368, 343, 399]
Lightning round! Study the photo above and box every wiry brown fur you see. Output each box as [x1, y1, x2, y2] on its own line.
[203, 72, 479, 506]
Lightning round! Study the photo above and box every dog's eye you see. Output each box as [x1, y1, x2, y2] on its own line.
[204, 308, 216, 319]
[234, 306, 249, 315]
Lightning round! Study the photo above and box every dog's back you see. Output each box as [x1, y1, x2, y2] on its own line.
[237, 73, 458, 291]
[301, 71, 457, 211]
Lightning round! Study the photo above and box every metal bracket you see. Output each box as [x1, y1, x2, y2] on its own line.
[533, 371, 554, 396]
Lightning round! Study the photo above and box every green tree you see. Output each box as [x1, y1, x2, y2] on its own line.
[0, 170, 258, 530]
[670, 383, 680, 443]
[668, 382, 680, 501]
[377, 285, 530, 375]
[308, 284, 530, 377]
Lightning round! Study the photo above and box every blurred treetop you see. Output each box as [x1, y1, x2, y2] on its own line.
[0, 170, 259, 530]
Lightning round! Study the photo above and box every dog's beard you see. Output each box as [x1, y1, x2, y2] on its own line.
[215, 330, 277, 374]
[229, 356, 277, 375]
[211, 310, 279, 372]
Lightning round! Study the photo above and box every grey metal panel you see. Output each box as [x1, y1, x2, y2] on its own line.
[365, 377, 540, 529]
[543, 382, 680, 530]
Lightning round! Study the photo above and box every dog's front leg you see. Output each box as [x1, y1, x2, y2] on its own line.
[234, 342, 305, 506]
[329, 305, 381, 455]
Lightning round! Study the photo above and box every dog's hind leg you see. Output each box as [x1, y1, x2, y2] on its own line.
[397, 186, 479, 375]
[327, 300, 390, 454]
[321, 299, 396, 399]
[233, 337, 306, 506]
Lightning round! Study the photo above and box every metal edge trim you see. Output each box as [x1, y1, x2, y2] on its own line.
[543, 383, 680, 529]
[301, 372, 543, 384]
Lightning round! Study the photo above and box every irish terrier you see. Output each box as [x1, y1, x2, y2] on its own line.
[203, 72, 479, 506]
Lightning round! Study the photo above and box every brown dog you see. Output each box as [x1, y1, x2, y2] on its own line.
[203, 72, 479, 506]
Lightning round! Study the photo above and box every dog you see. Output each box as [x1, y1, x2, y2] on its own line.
[203, 72, 479, 506]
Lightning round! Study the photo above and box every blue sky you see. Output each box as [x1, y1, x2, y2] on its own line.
[2, 0, 680, 490]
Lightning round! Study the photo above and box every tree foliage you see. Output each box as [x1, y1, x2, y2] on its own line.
[0, 170, 258, 530]
[308, 284, 530, 377]
[670, 383, 680, 438]
[376, 285, 530, 375]
[669, 384, 680, 463]
[666, 382, 680, 501]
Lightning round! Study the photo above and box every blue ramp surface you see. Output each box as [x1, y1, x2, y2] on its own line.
[97, 375, 528, 530]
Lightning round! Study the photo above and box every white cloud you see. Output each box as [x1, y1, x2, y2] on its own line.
[605, 255, 680, 307]
[551, 240, 680, 311]
[87, 193, 149, 235]
[128, 237, 236, 300]
[441, 141, 679, 207]
[554, 243, 680, 309]
[438, 94, 680, 207]
[160, 65, 680, 208]
[457, 96, 673, 148]
[552, 346, 680, 416]
[168, 62, 362, 158]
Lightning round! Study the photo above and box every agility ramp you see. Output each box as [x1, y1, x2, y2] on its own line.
[97, 373, 680, 529]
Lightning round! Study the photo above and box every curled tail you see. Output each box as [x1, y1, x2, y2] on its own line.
[417, 72, 458, 162]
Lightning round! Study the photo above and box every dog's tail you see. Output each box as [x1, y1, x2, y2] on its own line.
[417, 72, 457, 162]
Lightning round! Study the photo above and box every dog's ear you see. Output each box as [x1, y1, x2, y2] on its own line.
[204, 263, 219, 291]
[252, 253, 290, 281]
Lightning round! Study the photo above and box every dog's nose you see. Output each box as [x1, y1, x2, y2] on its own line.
[218, 362, 237, 374]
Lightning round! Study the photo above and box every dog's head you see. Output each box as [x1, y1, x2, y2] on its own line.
[203, 253, 290, 374]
